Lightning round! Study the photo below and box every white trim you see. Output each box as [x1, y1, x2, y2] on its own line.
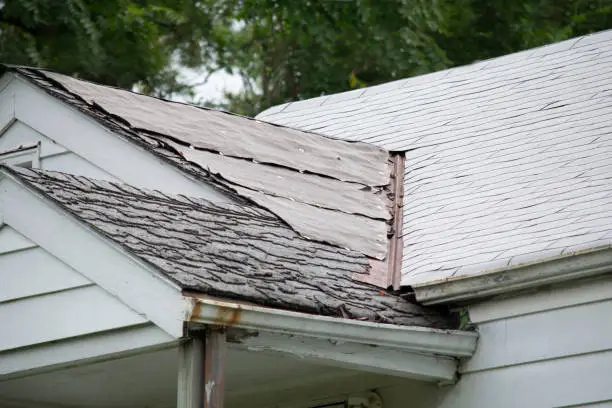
[0, 76, 15, 134]
[235, 331, 458, 382]
[0, 324, 174, 379]
[0, 144, 40, 168]
[469, 275, 612, 324]
[187, 297, 477, 357]
[0, 172, 188, 338]
[3, 73, 229, 201]
[414, 246, 612, 305]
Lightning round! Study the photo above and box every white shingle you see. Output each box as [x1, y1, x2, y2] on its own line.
[257, 30, 612, 286]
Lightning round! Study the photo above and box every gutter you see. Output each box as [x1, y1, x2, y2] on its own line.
[185, 295, 477, 357]
[413, 246, 612, 305]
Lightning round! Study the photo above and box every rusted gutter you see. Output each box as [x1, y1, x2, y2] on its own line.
[184, 295, 477, 357]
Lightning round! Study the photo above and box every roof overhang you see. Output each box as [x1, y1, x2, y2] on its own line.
[413, 246, 612, 305]
[184, 295, 478, 383]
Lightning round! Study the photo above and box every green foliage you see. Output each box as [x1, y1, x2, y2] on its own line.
[203, 0, 611, 116]
[1, 0, 610, 116]
[0, 0, 212, 90]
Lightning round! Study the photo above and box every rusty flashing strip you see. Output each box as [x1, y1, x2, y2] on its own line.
[388, 153, 405, 290]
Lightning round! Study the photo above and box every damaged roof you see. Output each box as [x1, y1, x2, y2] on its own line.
[4, 65, 401, 288]
[258, 29, 612, 286]
[1, 165, 453, 328]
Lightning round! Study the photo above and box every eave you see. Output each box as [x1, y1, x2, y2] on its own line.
[413, 246, 612, 305]
[184, 295, 478, 383]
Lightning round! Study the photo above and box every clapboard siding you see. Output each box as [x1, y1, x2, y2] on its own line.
[0, 246, 91, 303]
[469, 276, 612, 324]
[40, 151, 118, 181]
[462, 297, 612, 373]
[0, 285, 147, 351]
[0, 324, 173, 377]
[0, 120, 67, 157]
[0, 226, 36, 255]
[436, 277, 612, 408]
[438, 349, 612, 408]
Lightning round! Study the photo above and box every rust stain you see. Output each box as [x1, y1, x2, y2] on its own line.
[355, 259, 389, 288]
[351, 153, 405, 290]
[191, 300, 203, 321]
[214, 305, 243, 327]
[388, 153, 405, 290]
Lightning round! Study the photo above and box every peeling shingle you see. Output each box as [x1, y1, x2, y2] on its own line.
[258, 30, 612, 286]
[3, 165, 453, 328]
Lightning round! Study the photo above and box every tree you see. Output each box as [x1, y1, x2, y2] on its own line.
[204, 0, 612, 116]
[0, 0, 215, 96]
[1, 0, 610, 116]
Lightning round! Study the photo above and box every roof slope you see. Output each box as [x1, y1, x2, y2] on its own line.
[258, 30, 612, 286]
[4, 66, 394, 270]
[2, 166, 452, 328]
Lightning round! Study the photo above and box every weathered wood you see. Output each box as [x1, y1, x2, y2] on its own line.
[203, 329, 226, 408]
[177, 337, 204, 408]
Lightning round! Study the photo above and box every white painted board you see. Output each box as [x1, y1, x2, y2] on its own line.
[0, 245, 91, 303]
[0, 285, 146, 351]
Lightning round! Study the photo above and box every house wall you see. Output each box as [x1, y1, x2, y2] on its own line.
[434, 276, 612, 408]
[0, 73, 230, 201]
[0, 120, 118, 181]
[0, 223, 173, 377]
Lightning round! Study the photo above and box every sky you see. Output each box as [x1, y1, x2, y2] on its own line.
[177, 67, 244, 104]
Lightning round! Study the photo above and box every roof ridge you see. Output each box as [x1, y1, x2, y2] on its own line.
[2, 64, 382, 149]
[258, 29, 612, 117]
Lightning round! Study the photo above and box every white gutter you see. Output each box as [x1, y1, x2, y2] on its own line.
[413, 246, 612, 305]
[185, 296, 477, 357]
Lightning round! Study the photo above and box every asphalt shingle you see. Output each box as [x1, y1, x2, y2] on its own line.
[3, 165, 452, 327]
[258, 30, 612, 286]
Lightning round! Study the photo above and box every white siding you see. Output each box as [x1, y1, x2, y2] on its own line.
[438, 350, 612, 408]
[0, 74, 231, 202]
[40, 151, 118, 181]
[0, 246, 91, 303]
[0, 119, 117, 180]
[0, 120, 67, 157]
[0, 225, 36, 254]
[0, 285, 146, 351]
[0, 324, 173, 377]
[437, 276, 612, 408]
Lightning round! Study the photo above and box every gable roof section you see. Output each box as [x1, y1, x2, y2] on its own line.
[1, 165, 452, 328]
[257, 29, 612, 286]
[1, 65, 398, 288]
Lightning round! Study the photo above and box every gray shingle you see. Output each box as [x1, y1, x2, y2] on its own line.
[6, 65, 396, 263]
[4, 165, 453, 328]
[258, 30, 612, 286]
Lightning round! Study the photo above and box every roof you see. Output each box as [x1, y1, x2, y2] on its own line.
[257, 29, 612, 286]
[1, 165, 453, 328]
[2, 65, 399, 288]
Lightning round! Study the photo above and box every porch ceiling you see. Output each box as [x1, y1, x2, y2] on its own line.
[0, 345, 412, 408]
